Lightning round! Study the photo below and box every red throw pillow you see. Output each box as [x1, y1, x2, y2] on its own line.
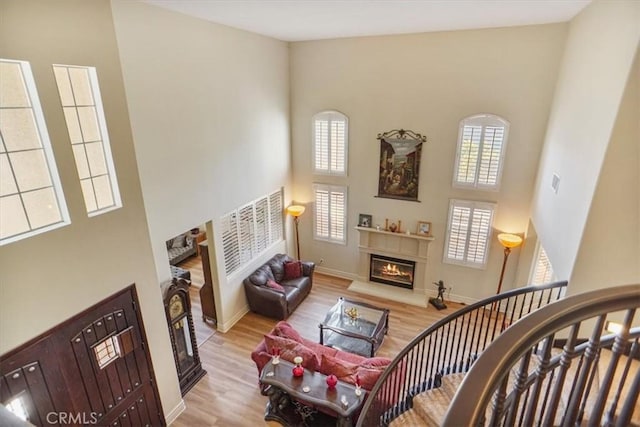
[320, 354, 386, 390]
[273, 321, 304, 343]
[264, 334, 319, 371]
[266, 279, 284, 292]
[284, 261, 302, 280]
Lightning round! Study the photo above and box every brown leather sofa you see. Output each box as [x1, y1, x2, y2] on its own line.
[243, 254, 315, 320]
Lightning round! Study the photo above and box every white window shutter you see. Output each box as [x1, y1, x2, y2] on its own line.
[221, 212, 240, 275]
[254, 196, 268, 253]
[444, 199, 496, 268]
[453, 114, 509, 190]
[531, 245, 555, 285]
[238, 204, 255, 265]
[268, 190, 283, 245]
[313, 184, 347, 244]
[313, 111, 348, 176]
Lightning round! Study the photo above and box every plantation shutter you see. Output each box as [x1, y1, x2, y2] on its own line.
[254, 196, 268, 253]
[478, 126, 505, 186]
[314, 187, 329, 239]
[453, 114, 509, 190]
[444, 199, 495, 268]
[330, 120, 346, 173]
[531, 245, 554, 285]
[313, 184, 346, 244]
[238, 204, 254, 265]
[329, 190, 345, 241]
[314, 120, 329, 171]
[268, 190, 283, 244]
[221, 212, 240, 275]
[455, 125, 481, 184]
[313, 111, 348, 175]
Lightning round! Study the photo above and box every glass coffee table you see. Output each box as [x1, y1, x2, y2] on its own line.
[319, 297, 390, 357]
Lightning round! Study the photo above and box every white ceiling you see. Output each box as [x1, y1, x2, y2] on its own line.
[143, 0, 592, 42]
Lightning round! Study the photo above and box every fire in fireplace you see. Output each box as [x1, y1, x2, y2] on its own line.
[369, 254, 416, 289]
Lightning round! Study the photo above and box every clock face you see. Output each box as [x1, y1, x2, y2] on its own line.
[169, 294, 184, 319]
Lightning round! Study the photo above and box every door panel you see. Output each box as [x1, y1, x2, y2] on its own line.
[0, 285, 164, 426]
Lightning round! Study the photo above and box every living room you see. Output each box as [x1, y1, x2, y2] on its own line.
[0, 0, 638, 425]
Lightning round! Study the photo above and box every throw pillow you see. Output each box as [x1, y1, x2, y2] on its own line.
[320, 354, 387, 390]
[264, 334, 319, 371]
[266, 279, 285, 292]
[171, 234, 186, 249]
[273, 321, 304, 343]
[284, 261, 302, 280]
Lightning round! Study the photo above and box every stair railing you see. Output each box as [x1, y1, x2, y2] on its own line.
[442, 283, 640, 426]
[356, 280, 568, 427]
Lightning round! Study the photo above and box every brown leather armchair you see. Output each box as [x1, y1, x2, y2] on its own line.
[243, 254, 315, 320]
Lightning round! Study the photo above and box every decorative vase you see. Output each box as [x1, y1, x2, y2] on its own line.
[326, 374, 338, 389]
[293, 365, 304, 377]
[292, 356, 304, 377]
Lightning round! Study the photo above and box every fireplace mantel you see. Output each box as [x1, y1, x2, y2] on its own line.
[353, 226, 435, 307]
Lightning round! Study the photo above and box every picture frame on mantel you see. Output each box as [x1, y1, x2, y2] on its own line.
[417, 221, 432, 236]
[358, 214, 372, 228]
[377, 129, 427, 202]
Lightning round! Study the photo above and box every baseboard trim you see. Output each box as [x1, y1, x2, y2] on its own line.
[315, 266, 358, 281]
[218, 305, 249, 333]
[165, 399, 186, 425]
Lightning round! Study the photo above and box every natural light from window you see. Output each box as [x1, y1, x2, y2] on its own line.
[313, 111, 348, 176]
[0, 59, 69, 245]
[53, 64, 121, 216]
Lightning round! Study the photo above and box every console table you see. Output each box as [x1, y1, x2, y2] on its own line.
[259, 359, 364, 427]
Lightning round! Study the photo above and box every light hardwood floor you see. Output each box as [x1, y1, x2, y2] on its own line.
[171, 270, 463, 426]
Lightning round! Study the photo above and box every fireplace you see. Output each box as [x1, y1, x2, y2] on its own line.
[369, 254, 416, 289]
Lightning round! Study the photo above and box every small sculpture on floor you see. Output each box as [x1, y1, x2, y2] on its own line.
[429, 280, 448, 310]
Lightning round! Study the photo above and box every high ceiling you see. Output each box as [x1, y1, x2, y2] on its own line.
[143, 0, 592, 42]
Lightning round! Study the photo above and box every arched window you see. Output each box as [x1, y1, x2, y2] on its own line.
[313, 111, 348, 176]
[453, 114, 509, 190]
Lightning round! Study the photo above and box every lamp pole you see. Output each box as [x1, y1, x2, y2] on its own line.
[493, 233, 523, 313]
[286, 205, 306, 260]
[293, 215, 301, 260]
[496, 246, 512, 296]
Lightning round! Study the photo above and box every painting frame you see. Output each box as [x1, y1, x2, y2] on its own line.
[417, 221, 432, 236]
[377, 129, 427, 202]
[358, 214, 373, 228]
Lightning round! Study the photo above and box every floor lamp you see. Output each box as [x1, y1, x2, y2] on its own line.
[286, 205, 305, 260]
[496, 233, 524, 296]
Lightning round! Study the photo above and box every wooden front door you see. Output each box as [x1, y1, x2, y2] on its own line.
[0, 285, 164, 426]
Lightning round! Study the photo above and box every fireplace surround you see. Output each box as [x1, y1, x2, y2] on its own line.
[353, 226, 435, 306]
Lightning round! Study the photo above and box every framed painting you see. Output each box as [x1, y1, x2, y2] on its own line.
[377, 129, 427, 202]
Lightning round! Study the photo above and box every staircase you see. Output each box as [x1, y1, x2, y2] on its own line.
[357, 283, 640, 427]
[356, 281, 568, 426]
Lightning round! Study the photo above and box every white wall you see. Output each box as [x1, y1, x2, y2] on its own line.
[530, 0, 640, 281]
[570, 51, 639, 294]
[0, 0, 181, 419]
[110, 1, 292, 329]
[290, 24, 567, 300]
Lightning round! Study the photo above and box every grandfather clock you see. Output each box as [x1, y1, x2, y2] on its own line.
[162, 278, 206, 395]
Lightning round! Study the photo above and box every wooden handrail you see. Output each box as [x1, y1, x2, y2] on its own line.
[442, 283, 640, 426]
[356, 280, 568, 426]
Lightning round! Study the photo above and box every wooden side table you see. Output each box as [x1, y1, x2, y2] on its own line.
[190, 231, 206, 256]
[259, 359, 364, 427]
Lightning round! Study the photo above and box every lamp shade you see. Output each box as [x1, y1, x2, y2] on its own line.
[286, 205, 306, 218]
[498, 233, 523, 249]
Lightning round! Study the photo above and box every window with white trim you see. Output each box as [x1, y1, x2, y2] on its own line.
[313, 111, 348, 175]
[0, 59, 70, 246]
[52, 64, 121, 215]
[313, 183, 347, 244]
[530, 243, 555, 285]
[220, 189, 283, 276]
[453, 114, 509, 190]
[443, 199, 496, 268]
